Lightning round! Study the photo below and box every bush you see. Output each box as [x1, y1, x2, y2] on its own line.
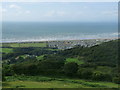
[112, 77, 120, 84]
[3, 65, 14, 76]
[2, 74, 6, 81]
[92, 71, 112, 81]
[77, 68, 93, 79]
[64, 62, 78, 76]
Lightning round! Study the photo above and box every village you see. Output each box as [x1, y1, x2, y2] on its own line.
[47, 39, 114, 49]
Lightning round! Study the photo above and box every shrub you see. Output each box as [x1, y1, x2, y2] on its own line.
[2, 74, 6, 81]
[3, 65, 14, 76]
[92, 71, 112, 81]
[112, 77, 120, 84]
[64, 62, 78, 76]
[77, 68, 93, 79]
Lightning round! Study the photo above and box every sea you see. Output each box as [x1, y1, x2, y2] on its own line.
[2, 22, 118, 43]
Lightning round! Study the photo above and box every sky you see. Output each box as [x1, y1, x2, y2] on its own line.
[1, 0, 119, 2]
[1, 2, 118, 22]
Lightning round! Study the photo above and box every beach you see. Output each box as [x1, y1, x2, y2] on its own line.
[1, 38, 118, 50]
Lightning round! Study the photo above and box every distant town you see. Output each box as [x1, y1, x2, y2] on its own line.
[2, 38, 117, 50]
[47, 38, 117, 49]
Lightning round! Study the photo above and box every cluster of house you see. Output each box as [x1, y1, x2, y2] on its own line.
[47, 39, 113, 49]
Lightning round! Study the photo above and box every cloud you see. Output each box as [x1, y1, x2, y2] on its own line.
[2, 8, 7, 12]
[0, 7, 7, 14]
[8, 4, 31, 16]
[44, 10, 66, 17]
[25, 10, 31, 14]
[0, 7, 2, 11]
[44, 10, 84, 20]
[8, 4, 22, 15]
[15, 10, 31, 16]
[9, 4, 21, 9]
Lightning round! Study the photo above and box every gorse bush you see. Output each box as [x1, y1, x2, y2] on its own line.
[77, 68, 93, 79]
[92, 71, 112, 81]
[112, 77, 120, 84]
[64, 62, 78, 77]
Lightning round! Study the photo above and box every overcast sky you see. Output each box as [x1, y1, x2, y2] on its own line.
[1, 2, 118, 22]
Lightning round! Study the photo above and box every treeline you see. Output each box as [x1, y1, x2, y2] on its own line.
[2, 47, 58, 64]
[2, 39, 120, 84]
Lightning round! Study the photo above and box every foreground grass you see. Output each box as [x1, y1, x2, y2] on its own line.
[2, 76, 119, 88]
[3, 81, 86, 88]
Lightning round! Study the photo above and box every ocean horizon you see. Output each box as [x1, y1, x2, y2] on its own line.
[2, 22, 118, 43]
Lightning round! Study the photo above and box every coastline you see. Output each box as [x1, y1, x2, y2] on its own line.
[1, 37, 118, 44]
[1, 37, 118, 49]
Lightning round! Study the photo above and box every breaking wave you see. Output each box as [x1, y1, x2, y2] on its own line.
[2, 32, 119, 43]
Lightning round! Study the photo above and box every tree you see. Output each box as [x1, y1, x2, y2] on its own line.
[3, 64, 14, 76]
[113, 77, 120, 84]
[77, 68, 93, 79]
[92, 71, 112, 81]
[64, 62, 78, 76]
[37, 59, 64, 75]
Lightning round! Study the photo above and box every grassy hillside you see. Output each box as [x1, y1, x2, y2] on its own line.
[59, 39, 119, 66]
[2, 39, 120, 88]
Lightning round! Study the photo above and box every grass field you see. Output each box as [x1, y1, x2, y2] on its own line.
[2, 42, 47, 47]
[66, 58, 84, 65]
[36, 55, 44, 60]
[2, 76, 119, 88]
[3, 81, 87, 88]
[1, 48, 13, 53]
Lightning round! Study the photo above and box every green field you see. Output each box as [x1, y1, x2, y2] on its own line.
[3, 76, 119, 88]
[2, 42, 47, 47]
[36, 55, 44, 60]
[1, 48, 13, 53]
[3, 81, 87, 88]
[66, 58, 84, 65]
